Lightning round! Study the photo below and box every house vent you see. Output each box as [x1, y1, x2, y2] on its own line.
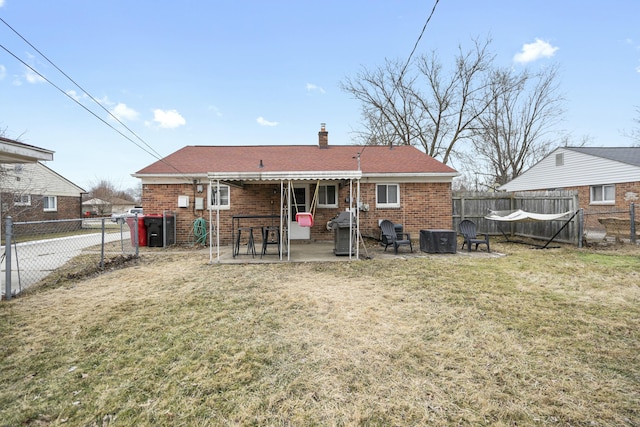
[555, 153, 564, 166]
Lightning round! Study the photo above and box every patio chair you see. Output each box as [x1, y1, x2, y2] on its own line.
[379, 220, 413, 254]
[459, 220, 490, 252]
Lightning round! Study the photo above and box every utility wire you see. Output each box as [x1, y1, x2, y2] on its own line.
[362, 0, 440, 155]
[399, 0, 440, 81]
[0, 17, 194, 181]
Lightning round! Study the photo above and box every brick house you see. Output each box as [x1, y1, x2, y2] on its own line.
[499, 147, 640, 232]
[1, 161, 86, 223]
[133, 125, 458, 246]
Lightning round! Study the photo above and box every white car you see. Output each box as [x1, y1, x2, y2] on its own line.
[111, 208, 143, 223]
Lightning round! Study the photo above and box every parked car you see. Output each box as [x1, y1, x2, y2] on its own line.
[111, 207, 143, 223]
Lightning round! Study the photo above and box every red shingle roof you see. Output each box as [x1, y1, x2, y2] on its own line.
[136, 145, 457, 175]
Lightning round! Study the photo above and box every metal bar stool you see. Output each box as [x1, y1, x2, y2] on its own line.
[261, 226, 280, 258]
[235, 227, 256, 257]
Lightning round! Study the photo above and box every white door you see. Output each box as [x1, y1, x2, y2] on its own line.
[289, 185, 310, 240]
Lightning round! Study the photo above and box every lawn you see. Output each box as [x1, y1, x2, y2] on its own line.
[0, 242, 638, 426]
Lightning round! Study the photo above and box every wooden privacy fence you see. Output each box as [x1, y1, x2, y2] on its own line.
[453, 191, 580, 245]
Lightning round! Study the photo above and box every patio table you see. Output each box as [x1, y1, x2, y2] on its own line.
[232, 214, 280, 257]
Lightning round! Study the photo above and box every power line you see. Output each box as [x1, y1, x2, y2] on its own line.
[399, 0, 441, 81]
[364, 0, 441, 153]
[0, 17, 194, 181]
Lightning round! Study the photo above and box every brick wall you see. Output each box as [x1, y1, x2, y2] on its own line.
[1, 193, 82, 222]
[564, 182, 640, 231]
[142, 181, 454, 245]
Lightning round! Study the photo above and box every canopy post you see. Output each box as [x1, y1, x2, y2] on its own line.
[356, 177, 360, 260]
[216, 180, 221, 261]
[349, 179, 353, 260]
[208, 178, 213, 263]
[286, 180, 291, 261]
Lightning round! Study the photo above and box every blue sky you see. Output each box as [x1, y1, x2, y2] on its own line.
[1, 0, 639, 191]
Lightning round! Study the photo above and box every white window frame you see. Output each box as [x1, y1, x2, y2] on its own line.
[43, 195, 57, 212]
[590, 184, 615, 205]
[209, 184, 230, 210]
[14, 194, 31, 206]
[376, 183, 400, 208]
[318, 184, 338, 208]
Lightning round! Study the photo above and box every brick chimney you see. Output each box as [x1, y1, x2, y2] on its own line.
[318, 123, 328, 149]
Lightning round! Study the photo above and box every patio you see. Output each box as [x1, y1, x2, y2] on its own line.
[200, 239, 500, 264]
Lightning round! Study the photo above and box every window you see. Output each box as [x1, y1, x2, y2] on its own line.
[376, 184, 400, 208]
[43, 196, 57, 212]
[209, 184, 230, 209]
[590, 184, 615, 204]
[318, 184, 338, 208]
[14, 194, 31, 206]
[555, 153, 564, 166]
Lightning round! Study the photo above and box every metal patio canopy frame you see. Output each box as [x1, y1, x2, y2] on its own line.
[207, 170, 363, 263]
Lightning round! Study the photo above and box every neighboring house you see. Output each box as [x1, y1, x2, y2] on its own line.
[82, 198, 111, 216]
[82, 197, 138, 216]
[110, 197, 138, 215]
[133, 125, 458, 245]
[0, 136, 54, 164]
[499, 146, 640, 232]
[1, 162, 86, 222]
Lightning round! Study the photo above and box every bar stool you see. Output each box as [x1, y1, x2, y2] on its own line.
[261, 226, 280, 257]
[235, 227, 256, 257]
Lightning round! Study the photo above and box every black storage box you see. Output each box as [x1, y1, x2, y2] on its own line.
[420, 229, 457, 254]
[144, 214, 176, 247]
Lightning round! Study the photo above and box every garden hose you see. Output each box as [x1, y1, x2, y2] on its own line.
[190, 217, 208, 246]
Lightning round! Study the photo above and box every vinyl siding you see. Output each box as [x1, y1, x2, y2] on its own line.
[1, 162, 85, 197]
[500, 148, 640, 191]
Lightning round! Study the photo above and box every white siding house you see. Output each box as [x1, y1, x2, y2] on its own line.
[1, 162, 86, 221]
[500, 147, 640, 192]
[500, 147, 640, 232]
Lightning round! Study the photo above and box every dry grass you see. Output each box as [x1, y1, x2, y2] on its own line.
[1, 242, 639, 426]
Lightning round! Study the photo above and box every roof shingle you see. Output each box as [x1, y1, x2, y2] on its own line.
[136, 145, 457, 176]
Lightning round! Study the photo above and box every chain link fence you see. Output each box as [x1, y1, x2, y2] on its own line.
[2, 216, 140, 301]
[583, 202, 638, 244]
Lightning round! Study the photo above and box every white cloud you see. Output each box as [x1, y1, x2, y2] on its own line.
[66, 90, 88, 101]
[111, 103, 139, 121]
[514, 38, 559, 63]
[0, 65, 5, 79]
[306, 83, 326, 94]
[0, 1, 5, 7]
[208, 105, 223, 117]
[256, 116, 279, 127]
[151, 109, 186, 129]
[24, 67, 46, 84]
[97, 95, 114, 106]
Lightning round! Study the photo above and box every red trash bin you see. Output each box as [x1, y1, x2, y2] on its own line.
[126, 215, 147, 246]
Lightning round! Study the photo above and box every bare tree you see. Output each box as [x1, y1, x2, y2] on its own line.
[88, 179, 137, 203]
[471, 65, 564, 186]
[342, 37, 510, 165]
[628, 106, 640, 146]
